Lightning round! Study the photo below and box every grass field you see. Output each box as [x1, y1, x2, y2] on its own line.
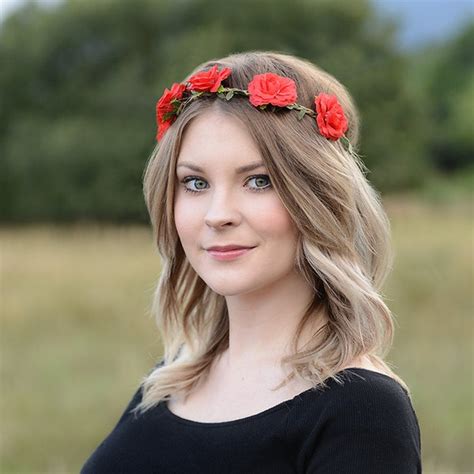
[1, 195, 473, 473]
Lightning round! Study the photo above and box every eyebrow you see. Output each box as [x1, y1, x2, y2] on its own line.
[177, 161, 266, 174]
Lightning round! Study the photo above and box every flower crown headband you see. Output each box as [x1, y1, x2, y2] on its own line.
[156, 64, 352, 152]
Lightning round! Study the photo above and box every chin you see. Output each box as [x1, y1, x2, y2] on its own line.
[202, 278, 257, 297]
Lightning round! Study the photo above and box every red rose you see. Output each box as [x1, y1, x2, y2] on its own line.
[314, 93, 348, 141]
[247, 73, 297, 107]
[156, 82, 186, 141]
[186, 65, 232, 93]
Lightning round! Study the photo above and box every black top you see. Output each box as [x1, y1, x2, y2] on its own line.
[80, 366, 422, 473]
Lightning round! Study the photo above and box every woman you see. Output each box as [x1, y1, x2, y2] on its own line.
[81, 51, 421, 473]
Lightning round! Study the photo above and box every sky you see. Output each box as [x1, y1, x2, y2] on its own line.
[1, 0, 473, 50]
[373, 0, 473, 49]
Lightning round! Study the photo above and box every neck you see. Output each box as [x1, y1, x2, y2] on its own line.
[221, 269, 325, 370]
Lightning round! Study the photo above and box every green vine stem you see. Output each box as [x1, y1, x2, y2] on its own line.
[169, 84, 354, 155]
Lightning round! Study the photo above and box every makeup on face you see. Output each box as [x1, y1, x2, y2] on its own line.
[206, 247, 256, 261]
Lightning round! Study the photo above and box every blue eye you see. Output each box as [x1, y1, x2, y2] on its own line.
[180, 175, 272, 194]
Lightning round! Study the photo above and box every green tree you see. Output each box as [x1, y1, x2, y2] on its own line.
[0, 0, 429, 222]
[407, 20, 474, 174]
[428, 22, 474, 171]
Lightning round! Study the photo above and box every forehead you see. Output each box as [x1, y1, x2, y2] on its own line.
[177, 109, 262, 163]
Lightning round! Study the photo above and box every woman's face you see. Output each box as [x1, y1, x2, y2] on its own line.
[174, 108, 299, 296]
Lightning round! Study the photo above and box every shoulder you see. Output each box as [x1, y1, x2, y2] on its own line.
[287, 369, 422, 473]
[326, 369, 420, 443]
[322, 368, 417, 420]
[290, 368, 418, 423]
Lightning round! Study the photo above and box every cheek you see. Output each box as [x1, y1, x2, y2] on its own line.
[173, 196, 196, 243]
[255, 199, 297, 242]
[254, 200, 299, 275]
[174, 192, 298, 248]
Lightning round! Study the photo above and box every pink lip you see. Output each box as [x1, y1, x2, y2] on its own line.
[207, 247, 255, 261]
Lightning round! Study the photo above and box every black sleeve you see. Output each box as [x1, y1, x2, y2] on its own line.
[304, 377, 422, 473]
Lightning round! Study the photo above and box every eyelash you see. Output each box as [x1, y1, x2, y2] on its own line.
[180, 175, 272, 194]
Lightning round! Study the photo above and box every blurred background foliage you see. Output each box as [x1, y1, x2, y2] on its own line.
[1, 0, 473, 473]
[0, 0, 472, 222]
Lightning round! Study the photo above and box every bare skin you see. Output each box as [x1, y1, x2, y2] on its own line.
[167, 351, 389, 423]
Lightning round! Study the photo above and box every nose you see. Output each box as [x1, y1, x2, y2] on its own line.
[204, 190, 242, 228]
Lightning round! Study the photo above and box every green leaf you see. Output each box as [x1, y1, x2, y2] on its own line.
[340, 136, 354, 154]
[162, 111, 175, 121]
[225, 91, 234, 100]
[297, 109, 306, 121]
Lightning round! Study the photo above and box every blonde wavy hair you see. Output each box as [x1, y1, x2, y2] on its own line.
[133, 50, 410, 416]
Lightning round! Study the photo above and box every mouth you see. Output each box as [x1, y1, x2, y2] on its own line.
[206, 246, 256, 261]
